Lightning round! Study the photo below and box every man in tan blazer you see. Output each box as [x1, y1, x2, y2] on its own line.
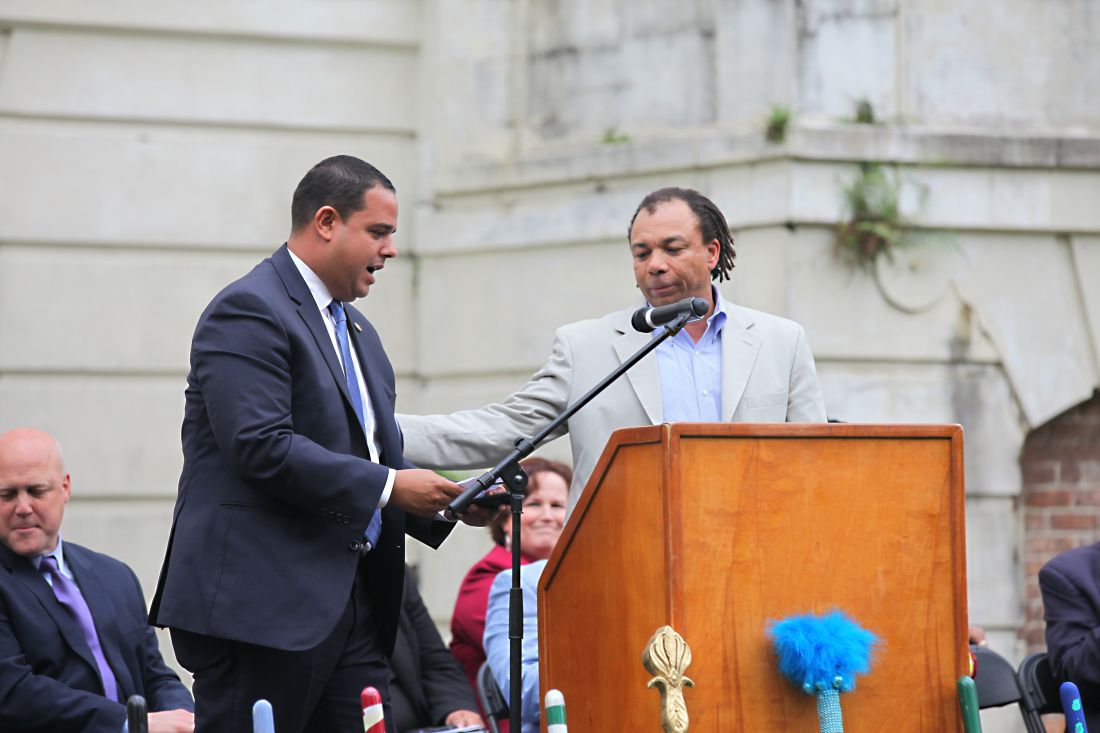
[399, 187, 826, 515]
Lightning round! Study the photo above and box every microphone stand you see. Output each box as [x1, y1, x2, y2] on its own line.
[448, 312, 697, 733]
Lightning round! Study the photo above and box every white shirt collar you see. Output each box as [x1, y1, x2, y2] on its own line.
[287, 247, 338, 312]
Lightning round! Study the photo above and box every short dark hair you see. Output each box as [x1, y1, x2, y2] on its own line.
[488, 457, 574, 547]
[628, 187, 736, 282]
[290, 155, 395, 232]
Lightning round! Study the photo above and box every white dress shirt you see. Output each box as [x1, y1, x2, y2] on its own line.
[288, 249, 395, 507]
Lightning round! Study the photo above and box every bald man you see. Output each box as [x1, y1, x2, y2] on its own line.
[0, 428, 193, 733]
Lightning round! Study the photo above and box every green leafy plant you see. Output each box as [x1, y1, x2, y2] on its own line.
[765, 105, 791, 143]
[601, 127, 631, 145]
[834, 163, 914, 271]
[854, 98, 875, 124]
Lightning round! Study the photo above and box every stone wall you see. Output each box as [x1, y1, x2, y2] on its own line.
[408, 7, 1100, 723]
[0, 0, 427, 673]
[1, 4, 1098, 717]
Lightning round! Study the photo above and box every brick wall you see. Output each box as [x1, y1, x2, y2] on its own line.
[1020, 391, 1100, 650]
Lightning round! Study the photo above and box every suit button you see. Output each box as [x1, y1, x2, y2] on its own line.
[348, 541, 362, 552]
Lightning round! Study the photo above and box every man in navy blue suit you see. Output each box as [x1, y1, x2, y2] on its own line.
[0, 427, 194, 733]
[1040, 541, 1100, 731]
[150, 155, 495, 733]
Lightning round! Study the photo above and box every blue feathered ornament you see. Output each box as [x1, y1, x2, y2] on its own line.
[769, 610, 879, 733]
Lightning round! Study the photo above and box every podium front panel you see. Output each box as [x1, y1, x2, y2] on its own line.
[541, 424, 967, 732]
[539, 433, 674, 730]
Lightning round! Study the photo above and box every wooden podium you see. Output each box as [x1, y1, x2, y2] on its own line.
[538, 423, 969, 732]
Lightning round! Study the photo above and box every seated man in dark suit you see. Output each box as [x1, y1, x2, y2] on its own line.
[1039, 540, 1100, 732]
[390, 567, 483, 732]
[0, 427, 194, 733]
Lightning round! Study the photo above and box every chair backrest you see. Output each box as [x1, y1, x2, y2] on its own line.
[476, 661, 509, 733]
[1017, 651, 1062, 733]
[972, 645, 1025, 709]
[971, 645, 1054, 733]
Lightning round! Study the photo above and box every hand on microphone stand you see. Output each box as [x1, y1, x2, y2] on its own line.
[450, 502, 509, 527]
[390, 469, 463, 515]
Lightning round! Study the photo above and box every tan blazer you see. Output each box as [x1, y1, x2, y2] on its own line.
[399, 302, 826, 516]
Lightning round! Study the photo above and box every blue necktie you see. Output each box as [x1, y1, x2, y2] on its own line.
[41, 556, 120, 701]
[328, 300, 383, 550]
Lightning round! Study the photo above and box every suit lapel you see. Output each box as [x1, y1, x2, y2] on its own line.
[271, 245, 361, 421]
[347, 312, 401, 466]
[298, 301, 360, 415]
[66, 545, 134, 699]
[612, 311, 663, 424]
[720, 307, 763, 420]
[2, 547, 102, 684]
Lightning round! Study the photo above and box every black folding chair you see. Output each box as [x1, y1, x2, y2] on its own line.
[1017, 652, 1064, 733]
[972, 645, 1026, 710]
[970, 644, 1042, 732]
[476, 661, 509, 733]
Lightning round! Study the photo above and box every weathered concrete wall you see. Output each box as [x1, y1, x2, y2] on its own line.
[1, 5, 1098, 723]
[410, 6, 1100, 708]
[422, 0, 1100, 157]
[0, 0, 425, 676]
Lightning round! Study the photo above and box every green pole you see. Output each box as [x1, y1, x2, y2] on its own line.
[957, 676, 983, 733]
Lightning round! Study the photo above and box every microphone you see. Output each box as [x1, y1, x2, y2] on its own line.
[1061, 681, 1088, 733]
[631, 297, 709, 333]
[125, 696, 148, 733]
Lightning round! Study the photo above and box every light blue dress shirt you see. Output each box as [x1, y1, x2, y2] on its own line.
[654, 289, 729, 422]
[484, 559, 547, 733]
[31, 537, 72, 586]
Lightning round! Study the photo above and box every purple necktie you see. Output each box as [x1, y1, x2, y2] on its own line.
[40, 555, 120, 702]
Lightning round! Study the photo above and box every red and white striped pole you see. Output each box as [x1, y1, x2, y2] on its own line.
[361, 687, 385, 733]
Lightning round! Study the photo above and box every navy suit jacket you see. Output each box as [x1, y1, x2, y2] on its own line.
[389, 568, 477, 731]
[1039, 541, 1100, 731]
[0, 541, 192, 732]
[150, 245, 449, 654]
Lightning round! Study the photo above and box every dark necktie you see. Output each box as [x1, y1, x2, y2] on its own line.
[329, 300, 383, 549]
[40, 556, 119, 701]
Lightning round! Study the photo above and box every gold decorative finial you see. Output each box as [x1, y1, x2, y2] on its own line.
[642, 625, 694, 733]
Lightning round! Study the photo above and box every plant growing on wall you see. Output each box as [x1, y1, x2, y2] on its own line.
[834, 163, 914, 272]
[854, 98, 875, 124]
[835, 163, 959, 312]
[601, 127, 631, 144]
[765, 105, 791, 143]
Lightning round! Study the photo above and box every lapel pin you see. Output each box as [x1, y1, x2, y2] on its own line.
[353, 323, 362, 332]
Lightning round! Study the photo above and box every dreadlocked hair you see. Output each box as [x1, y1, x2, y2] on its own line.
[627, 187, 736, 282]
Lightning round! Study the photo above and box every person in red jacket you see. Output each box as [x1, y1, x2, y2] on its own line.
[448, 458, 570, 692]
